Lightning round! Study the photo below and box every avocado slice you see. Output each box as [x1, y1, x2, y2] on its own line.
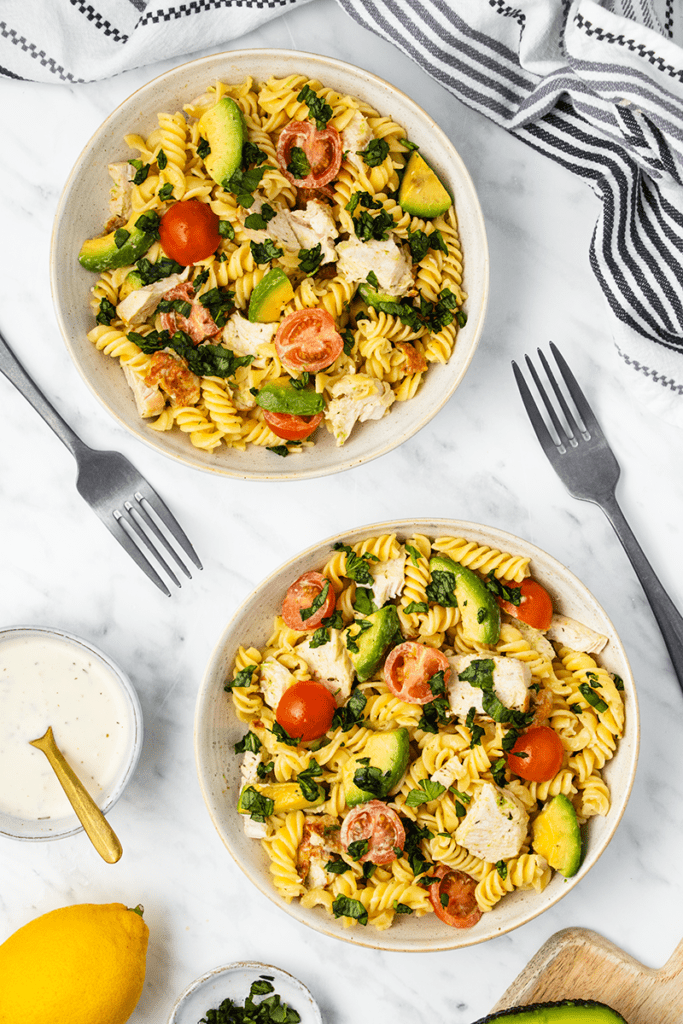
[471, 1000, 628, 1023]
[78, 218, 155, 273]
[343, 727, 409, 807]
[198, 96, 246, 188]
[256, 382, 324, 416]
[531, 793, 582, 877]
[429, 554, 501, 645]
[399, 151, 452, 218]
[248, 267, 295, 323]
[357, 281, 398, 310]
[344, 605, 401, 683]
[237, 781, 325, 815]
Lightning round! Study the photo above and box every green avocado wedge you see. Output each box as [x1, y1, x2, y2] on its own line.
[78, 219, 155, 273]
[428, 554, 501, 645]
[198, 96, 246, 188]
[248, 267, 295, 323]
[399, 151, 452, 218]
[531, 793, 582, 877]
[470, 999, 628, 1023]
[237, 781, 325, 815]
[344, 605, 401, 683]
[342, 727, 409, 807]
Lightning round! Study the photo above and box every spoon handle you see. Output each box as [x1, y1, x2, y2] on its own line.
[30, 727, 123, 863]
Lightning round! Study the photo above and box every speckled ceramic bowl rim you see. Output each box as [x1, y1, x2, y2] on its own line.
[50, 48, 489, 481]
[194, 518, 639, 952]
[167, 961, 322, 1024]
[0, 625, 143, 842]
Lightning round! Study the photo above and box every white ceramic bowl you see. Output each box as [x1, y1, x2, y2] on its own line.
[168, 962, 322, 1024]
[195, 519, 639, 952]
[51, 49, 488, 481]
[0, 626, 143, 842]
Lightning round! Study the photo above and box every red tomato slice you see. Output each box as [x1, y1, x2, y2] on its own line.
[276, 121, 342, 188]
[158, 199, 222, 265]
[428, 866, 482, 929]
[276, 680, 336, 741]
[263, 410, 323, 441]
[282, 570, 336, 631]
[275, 309, 343, 374]
[506, 725, 564, 782]
[340, 800, 405, 865]
[497, 578, 553, 631]
[383, 643, 451, 705]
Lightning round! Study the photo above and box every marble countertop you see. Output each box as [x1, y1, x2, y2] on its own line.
[1, 2, 683, 1021]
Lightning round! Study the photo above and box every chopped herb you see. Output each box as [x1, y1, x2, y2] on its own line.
[352, 763, 390, 797]
[477, 607, 488, 624]
[96, 297, 117, 326]
[135, 210, 161, 238]
[450, 788, 471, 804]
[417, 695, 452, 734]
[495, 860, 508, 879]
[353, 586, 376, 616]
[405, 778, 446, 807]
[218, 219, 235, 239]
[425, 569, 458, 608]
[363, 862, 376, 880]
[331, 690, 367, 731]
[298, 243, 324, 276]
[197, 137, 211, 159]
[392, 900, 414, 914]
[193, 267, 210, 288]
[399, 138, 420, 151]
[297, 84, 333, 130]
[300, 580, 330, 622]
[358, 138, 389, 167]
[366, 270, 379, 290]
[332, 894, 368, 926]
[158, 297, 192, 318]
[333, 542, 378, 586]
[325, 858, 350, 874]
[309, 627, 330, 648]
[129, 327, 252, 379]
[114, 228, 130, 249]
[440, 893, 449, 908]
[484, 571, 521, 605]
[579, 682, 609, 713]
[134, 255, 183, 285]
[353, 207, 394, 242]
[234, 730, 261, 755]
[290, 372, 311, 390]
[347, 839, 369, 861]
[251, 239, 284, 265]
[267, 445, 290, 457]
[256, 760, 274, 779]
[341, 328, 354, 355]
[156, 149, 168, 170]
[245, 203, 276, 230]
[586, 671, 602, 687]
[403, 601, 428, 615]
[157, 182, 174, 201]
[612, 673, 624, 691]
[459, 659, 535, 728]
[225, 165, 273, 208]
[568, 703, 582, 715]
[345, 618, 373, 654]
[224, 664, 256, 691]
[491, 757, 508, 786]
[242, 141, 269, 167]
[286, 146, 311, 180]
[502, 728, 521, 752]
[271, 721, 301, 746]
[345, 191, 381, 215]
[239, 785, 273, 822]
[403, 818, 433, 877]
[198, 285, 235, 327]
[199, 977, 301, 1023]
[297, 759, 323, 802]
[405, 543, 422, 566]
[322, 610, 344, 629]
[129, 159, 150, 185]
[456, 310, 468, 328]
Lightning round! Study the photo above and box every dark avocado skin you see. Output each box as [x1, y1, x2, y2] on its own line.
[470, 999, 628, 1023]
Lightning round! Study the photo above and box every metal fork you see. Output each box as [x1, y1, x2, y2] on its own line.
[0, 328, 201, 597]
[513, 341, 683, 695]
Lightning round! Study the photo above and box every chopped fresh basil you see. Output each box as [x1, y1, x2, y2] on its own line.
[403, 601, 428, 615]
[352, 763, 390, 797]
[239, 785, 273, 822]
[440, 893, 449, 908]
[134, 255, 182, 285]
[224, 664, 256, 691]
[234, 730, 261, 755]
[193, 267, 210, 288]
[114, 228, 130, 249]
[405, 778, 446, 807]
[332, 894, 368, 926]
[267, 445, 290, 457]
[300, 579, 330, 621]
[405, 543, 422, 566]
[358, 138, 389, 167]
[218, 219, 235, 239]
[484, 571, 521, 605]
[331, 690, 367, 731]
[322, 610, 343, 629]
[425, 569, 458, 608]
[129, 327, 251, 379]
[156, 148, 168, 170]
[459, 659, 535, 728]
[198, 285, 235, 326]
[297, 759, 323, 802]
[244, 203, 276, 231]
[612, 673, 625, 691]
[199, 978, 301, 1024]
[399, 137, 420, 151]
[344, 618, 373, 654]
[392, 900, 414, 914]
[456, 310, 468, 328]
[579, 682, 609, 713]
[129, 159, 150, 185]
[491, 756, 508, 786]
[298, 243, 324, 276]
[256, 759, 274, 779]
[158, 297, 192, 318]
[96, 297, 117, 326]
[347, 839, 369, 861]
[353, 207, 394, 243]
[271, 721, 301, 746]
[403, 818, 433, 877]
[366, 270, 379, 290]
[251, 239, 284, 265]
[333, 542, 378, 586]
[417, 695, 451, 734]
[225, 165, 274, 208]
[135, 210, 161, 238]
[495, 860, 508, 879]
[325, 858, 350, 874]
[197, 137, 211, 159]
[242, 141, 269, 167]
[286, 146, 311, 180]
[157, 182, 174, 201]
[353, 586, 377, 616]
[309, 627, 330, 648]
[427, 670, 447, 697]
[297, 84, 333, 130]
[341, 328, 354, 356]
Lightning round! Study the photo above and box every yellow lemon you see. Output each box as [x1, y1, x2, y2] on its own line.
[0, 902, 149, 1024]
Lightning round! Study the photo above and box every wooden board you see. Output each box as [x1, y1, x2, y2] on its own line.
[491, 928, 683, 1023]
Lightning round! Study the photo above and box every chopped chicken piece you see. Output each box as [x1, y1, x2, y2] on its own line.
[446, 654, 531, 719]
[259, 657, 297, 711]
[223, 313, 278, 358]
[116, 271, 188, 326]
[396, 341, 427, 374]
[341, 111, 374, 162]
[144, 351, 201, 406]
[296, 629, 355, 704]
[546, 614, 608, 655]
[335, 236, 413, 296]
[430, 755, 465, 791]
[242, 199, 338, 264]
[240, 750, 268, 838]
[297, 815, 342, 887]
[122, 364, 165, 418]
[454, 782, 529, 862]
[105, 161, 134, 229]
[369, 554, 406, 608]
[324, 374, 395, 446]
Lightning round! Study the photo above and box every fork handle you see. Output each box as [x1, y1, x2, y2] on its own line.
[599, 491, 683, 695]
[0, 329, 89, 461]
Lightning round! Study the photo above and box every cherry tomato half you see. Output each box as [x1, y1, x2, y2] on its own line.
[506, 725, 564, 782]
[276, 120, 343, 188]
[497, 578, 554, 631]
[159, 199, 222, 265]
[384, 643, 451, 705]
[428, 866, 482, 929]
[282, 570, 336, 631]
[340, 800, 405, 865]
[276, 680, 336, 742]
[275, 309, 343, 374]
[263, 410, 324, 441]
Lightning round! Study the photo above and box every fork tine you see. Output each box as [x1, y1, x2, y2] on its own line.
[524, 354, 570, 443]
[549, 341, 600, 433]
[134, 485, 203, 571]
[511, 361, 559, 456]
[536, 347, 583, 439]
[118, 506, 182, 589]
[131, 495, 192, 579]
[106, 512, 172, 597]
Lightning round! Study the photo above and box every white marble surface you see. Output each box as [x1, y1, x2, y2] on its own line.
[1, 2, 683, 1021]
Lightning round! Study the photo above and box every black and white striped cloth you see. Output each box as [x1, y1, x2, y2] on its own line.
[2, 0, 682, 422]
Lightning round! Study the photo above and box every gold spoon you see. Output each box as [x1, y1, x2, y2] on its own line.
[29, 726, 123, 864]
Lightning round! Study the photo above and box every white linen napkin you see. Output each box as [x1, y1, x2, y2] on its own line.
[2, 0, 682, 423]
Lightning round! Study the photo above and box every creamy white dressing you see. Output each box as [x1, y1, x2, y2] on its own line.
[0, 634, 136, 821]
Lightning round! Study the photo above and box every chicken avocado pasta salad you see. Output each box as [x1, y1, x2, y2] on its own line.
[78, 75, 466, 456]
[226, 532, 625, 932]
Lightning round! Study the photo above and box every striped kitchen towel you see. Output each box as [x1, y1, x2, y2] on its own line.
[1, 0, 682, 423]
